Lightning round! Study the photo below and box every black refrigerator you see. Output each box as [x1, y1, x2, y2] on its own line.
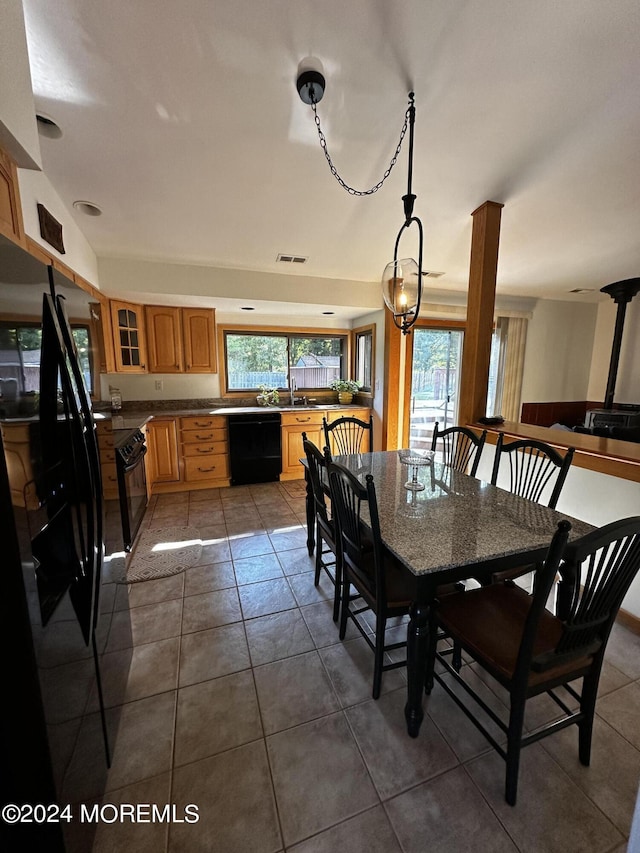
[0, 235, 132, 852]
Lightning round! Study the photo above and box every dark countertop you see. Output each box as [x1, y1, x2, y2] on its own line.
[100, 403, 369, 432]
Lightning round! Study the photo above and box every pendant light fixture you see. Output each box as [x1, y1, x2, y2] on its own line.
[296, 61, 424, 334]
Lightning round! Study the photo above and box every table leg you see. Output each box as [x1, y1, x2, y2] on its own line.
[304, 469, 315, 556]
[404, 600, 431, 738]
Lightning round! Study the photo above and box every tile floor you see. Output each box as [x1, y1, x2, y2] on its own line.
[67, 481, 639, 852]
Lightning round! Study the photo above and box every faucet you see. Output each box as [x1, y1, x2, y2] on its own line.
[290, 377, 296, 405]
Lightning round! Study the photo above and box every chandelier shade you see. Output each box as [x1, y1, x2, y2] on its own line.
[382, 256, 420, 320]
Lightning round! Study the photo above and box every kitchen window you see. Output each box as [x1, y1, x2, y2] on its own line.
[223, 329, 348, 392]
[0, 321, 94, 396]
[353, 324, 374, 394]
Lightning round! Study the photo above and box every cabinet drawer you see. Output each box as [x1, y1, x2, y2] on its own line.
[101, 464, 119, 491]
[181, 427, 227, 444]
[180, 415, 226, 430]
[95, 420, 113, 434]
[182, 440, 229, 457]
[280, 411, 326, 426]
[184, 454, 229, 481]
[98, 434, 116, 450]
[100, 448, 116, 464]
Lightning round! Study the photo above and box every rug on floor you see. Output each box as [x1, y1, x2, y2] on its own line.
[116, 525, 202, 583]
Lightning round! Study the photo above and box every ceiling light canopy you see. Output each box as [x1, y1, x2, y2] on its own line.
[35, 113, 62, 139]
[296, 65, 424, 334]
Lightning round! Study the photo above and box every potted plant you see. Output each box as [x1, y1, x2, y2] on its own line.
[256, 384, 280, 406]
[329, 378, 362, 405]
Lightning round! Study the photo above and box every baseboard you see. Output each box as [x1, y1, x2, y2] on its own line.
[616, 607, 640, 635]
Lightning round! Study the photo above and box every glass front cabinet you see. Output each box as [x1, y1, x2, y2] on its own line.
[110, 300, 147, 373]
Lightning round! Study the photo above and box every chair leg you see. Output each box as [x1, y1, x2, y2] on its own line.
[505, 694, 527, 806]
[314, 522, 322, 586]
[338, 568, 350, 640]
[452, 641, 462, 672]
[332, 548, 341, 623]
[579, 668, 600, 766]
[373, 612, 386, 700]
[424, 608, 438, 695]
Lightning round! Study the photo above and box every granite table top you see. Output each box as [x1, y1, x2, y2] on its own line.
[333, 450, 595, 579]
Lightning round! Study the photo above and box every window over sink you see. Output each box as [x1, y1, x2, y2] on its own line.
[223, 328, 349, 393]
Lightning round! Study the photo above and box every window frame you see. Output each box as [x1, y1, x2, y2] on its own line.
[351, 323, 375, 398]
[0, 314, 97, 398]
[219, 323, 352, 396]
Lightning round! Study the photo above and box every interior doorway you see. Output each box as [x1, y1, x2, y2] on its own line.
[407, 327, 464, 449]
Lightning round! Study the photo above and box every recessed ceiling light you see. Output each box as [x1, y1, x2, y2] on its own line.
[241, 306, 255, 311]
[36, 113, 62, 139]
[569, 288, 595, 293]
[322, 311, 334, 315]
[73, 200, 102, 217]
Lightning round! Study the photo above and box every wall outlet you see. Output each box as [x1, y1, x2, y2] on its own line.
[155, 380, 163, 391]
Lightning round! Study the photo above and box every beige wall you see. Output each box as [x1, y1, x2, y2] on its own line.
[521, 299, 598, 403]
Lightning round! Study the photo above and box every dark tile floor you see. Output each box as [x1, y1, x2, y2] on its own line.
[67, 481, 639, 852]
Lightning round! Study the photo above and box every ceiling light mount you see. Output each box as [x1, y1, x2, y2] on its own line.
[73, 200, 102, 217]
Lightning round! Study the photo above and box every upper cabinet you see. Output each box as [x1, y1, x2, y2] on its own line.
[0, 147, 24, 246]
[146, 305, 216, 374]
[145, 305, 183, 373]
[110, 299, 148, 373]
[182, 308, 216, 373]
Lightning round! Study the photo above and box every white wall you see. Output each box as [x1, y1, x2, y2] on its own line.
[521, 299, 598, 402]
[475, 441, 640, 617]
[587, 298, 640, 404]
[18, 168, 100, 284]
[0, 0, 41, 168]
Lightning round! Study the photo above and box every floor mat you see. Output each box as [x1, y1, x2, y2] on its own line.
[118, 525, 202, 583]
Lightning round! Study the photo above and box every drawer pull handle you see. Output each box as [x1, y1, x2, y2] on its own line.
[195, 433, 213, 440]
[198, 466, 216, 473]
[296, 417, 311, 422]
[194, 421, 212, 427]
[197, 447, 214, 453]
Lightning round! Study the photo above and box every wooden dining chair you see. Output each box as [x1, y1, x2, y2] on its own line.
[430, 515, 640, 806]
[327, 459, 412, 698]
[489, 435, 575, 585]
[302, 435, 341, 622]
[323, 415, 373, 456]
[431, 424, 487, 476]
[491, 435, 574, 508]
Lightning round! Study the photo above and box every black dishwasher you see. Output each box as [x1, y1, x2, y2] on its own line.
[228, 412, 282, 485]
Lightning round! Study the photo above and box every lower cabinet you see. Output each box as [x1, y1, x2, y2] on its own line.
[96, 421, 119, 500]
[146, 415, 231, 494]
[180, 415, 229, 484]
[146, 419, 180, 483]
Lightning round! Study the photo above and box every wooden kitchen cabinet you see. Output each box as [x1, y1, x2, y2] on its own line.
[110, 300, 148, 373]
[1, 422, 39, 508]
[0, 145, 24, 246]
[281, 410, 325, 479]
[145, 306, 216, 374]
[180, 415, 229, 484]
[96, 420, 119, 500]
[145, 305, 184, 373]
[89, 300, 116, 375]
[146, 419, 180, 483]
[182, 308, 216, 372]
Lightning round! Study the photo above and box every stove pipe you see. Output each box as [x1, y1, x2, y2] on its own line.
[600, 278, 640, 410]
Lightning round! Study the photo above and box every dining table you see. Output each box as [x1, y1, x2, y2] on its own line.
[303, 449, 595, 737]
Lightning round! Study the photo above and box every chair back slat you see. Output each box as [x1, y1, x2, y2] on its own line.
[491, 435, 574, 509]
[555, 529, 640, 658]
[302, 435, 330, 525]
[525, 518, 640, 673]
[327, 461, 384, 600]
[431, 424, 487, 476]
[323, 416, 373, 456]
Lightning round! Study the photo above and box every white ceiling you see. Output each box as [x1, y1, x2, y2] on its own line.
[21, 0, 640, 305]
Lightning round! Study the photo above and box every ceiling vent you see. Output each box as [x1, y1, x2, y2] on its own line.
[277, 253, 308, 264]
[569, 288, 595, 293]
